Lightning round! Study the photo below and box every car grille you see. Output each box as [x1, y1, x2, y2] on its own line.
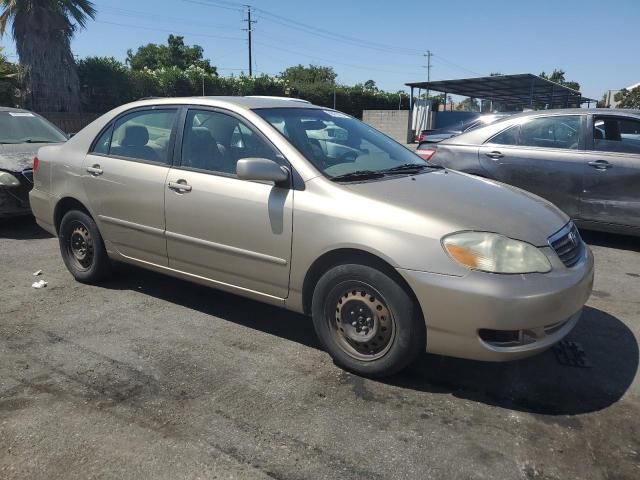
[548, 223, 584, 268]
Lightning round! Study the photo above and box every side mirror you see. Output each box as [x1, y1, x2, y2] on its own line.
[236, 158, 289, 185]
[67, 132, 76, 139]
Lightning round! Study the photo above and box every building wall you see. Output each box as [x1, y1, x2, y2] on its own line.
[362, 110, 410, 143]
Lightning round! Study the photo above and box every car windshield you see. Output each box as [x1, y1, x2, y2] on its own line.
[0, 111, 67, 144]
[254, 108, 427, 180]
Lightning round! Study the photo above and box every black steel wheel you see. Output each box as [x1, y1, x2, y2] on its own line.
[59, 209, 112, 284]
[329, 282, 396, 362]
[312, 263, 425, 377]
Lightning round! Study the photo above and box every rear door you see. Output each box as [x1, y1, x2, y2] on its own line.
[581, 114, 640, 228]
[83, 107, 178, 266]
[478, 114, 586, 218]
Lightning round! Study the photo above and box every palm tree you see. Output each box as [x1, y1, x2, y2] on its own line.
[0, 0, 95, 112]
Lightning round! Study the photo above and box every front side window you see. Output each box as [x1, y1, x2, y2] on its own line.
[108, 109, 177, 163]
[92, 125, 112, 155]
[254, 108, 425, 179]
[181, 109, 280, 175]
[0, 111, 67, 144]
[518, 115, 581, 150]
[594, 117, 640, 155]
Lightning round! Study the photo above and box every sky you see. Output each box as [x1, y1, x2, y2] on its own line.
[1, 0, 639, 100]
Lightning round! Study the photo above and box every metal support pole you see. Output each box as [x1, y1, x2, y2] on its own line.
[529, 78, 535, 108]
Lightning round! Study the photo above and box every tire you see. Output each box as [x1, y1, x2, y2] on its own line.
[311, 263, 425, 377]
[58, 210, 112, 284]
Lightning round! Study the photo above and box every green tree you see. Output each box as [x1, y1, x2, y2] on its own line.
[279, 64, 337, 86]
[126, 35, 217, 75]
[77, 56, 133, 111]
[539, 69, 580, 91]
[0, 0, 96, 112]
[363, 79, 377, 92]
[0, 46, 21, 106]
[456, 97, 480, 111]
[614, 86, 640, 108]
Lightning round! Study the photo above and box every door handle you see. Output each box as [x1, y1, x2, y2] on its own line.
[485, 151, 504, 159]
[86, 165, 103, 176]
[168, 180, 192, 192]
[587, 160, 612, 170]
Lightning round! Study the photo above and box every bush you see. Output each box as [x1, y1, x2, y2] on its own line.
[76, 57, 408, 118]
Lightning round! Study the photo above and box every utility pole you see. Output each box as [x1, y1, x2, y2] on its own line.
[423, 50, 432, 98]
[423, 50, 432, 128]
[244, 5, 256, 77]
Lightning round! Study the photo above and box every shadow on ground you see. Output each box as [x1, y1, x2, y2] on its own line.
[105, 263, 638, 417]
[0, 216, 52, 240]
[581, 229, 640, 253]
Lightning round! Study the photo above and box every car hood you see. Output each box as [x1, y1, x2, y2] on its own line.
[344, 169, 569, 246]
[0, 143, 46, 171]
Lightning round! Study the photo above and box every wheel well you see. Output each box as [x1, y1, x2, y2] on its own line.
[53, 197, 92, 234]
[301, 248, 423, 319]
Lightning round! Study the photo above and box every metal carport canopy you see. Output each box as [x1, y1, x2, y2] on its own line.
[406, 73, 596, 107]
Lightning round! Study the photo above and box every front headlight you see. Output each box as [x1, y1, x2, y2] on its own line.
[0, 171, 20, 187]
[442, 231, 551, 274]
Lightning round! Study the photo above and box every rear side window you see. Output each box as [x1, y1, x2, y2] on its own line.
[488, 125, 519, 145]
[594, 117, 640, 155]
[519, 116, 581, 150]
[93, 109, 177, 163]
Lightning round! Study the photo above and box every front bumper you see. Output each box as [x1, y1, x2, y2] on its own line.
[398, 246, 594, 361]
[0, 187, 31, 217]
[0, 169, 33, 218]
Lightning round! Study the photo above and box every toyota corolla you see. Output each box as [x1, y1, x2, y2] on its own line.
[29, 97, 594, 377]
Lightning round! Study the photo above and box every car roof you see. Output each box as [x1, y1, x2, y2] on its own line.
[121, 96, 324, 111]
[439, 108, 640, 145]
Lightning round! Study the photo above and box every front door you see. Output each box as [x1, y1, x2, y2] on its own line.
[164, 108, 293, 299]
[82, 108, 178, 265]
[478, 114, 585, 218]
[581, 114, 640, 228]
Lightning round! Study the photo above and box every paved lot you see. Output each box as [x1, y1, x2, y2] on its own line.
[1, 217, 639, 480]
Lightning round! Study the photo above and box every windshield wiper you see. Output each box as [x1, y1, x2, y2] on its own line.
[20, 138, 54, 143]
[330, 170, 386, 182]
[381, 163, 443, 174]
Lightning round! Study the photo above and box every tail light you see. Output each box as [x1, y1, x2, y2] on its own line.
[416, 148, 437, 161]
[33, 156, 39, 172]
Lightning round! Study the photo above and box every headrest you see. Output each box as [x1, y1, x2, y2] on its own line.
[122, 125, 149, 147]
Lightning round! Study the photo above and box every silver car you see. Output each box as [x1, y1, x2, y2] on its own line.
[426, 108, 640, 236]
[29, 97, 594, 377]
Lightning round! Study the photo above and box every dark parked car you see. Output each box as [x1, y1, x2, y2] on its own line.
[416, 114, 510, 144]
[0, 107, 67, 217]
[429, 108, 640, 236]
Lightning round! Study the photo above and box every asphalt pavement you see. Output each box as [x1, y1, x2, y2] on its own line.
[1, 217, 639, 480]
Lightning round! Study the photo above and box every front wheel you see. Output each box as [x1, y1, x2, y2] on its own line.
[59, 210, 112, 284]
[311, 264, 425, 377]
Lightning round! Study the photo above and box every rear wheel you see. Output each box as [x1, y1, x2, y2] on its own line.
[59, 210, 112, 284]
[312, 264, 425, 377]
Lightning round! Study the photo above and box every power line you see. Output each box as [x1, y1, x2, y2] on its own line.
[94, 19, 244, 42]
[180, 0, 244, 13]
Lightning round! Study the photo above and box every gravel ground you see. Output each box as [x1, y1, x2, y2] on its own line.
[1, 217, 639, 480]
